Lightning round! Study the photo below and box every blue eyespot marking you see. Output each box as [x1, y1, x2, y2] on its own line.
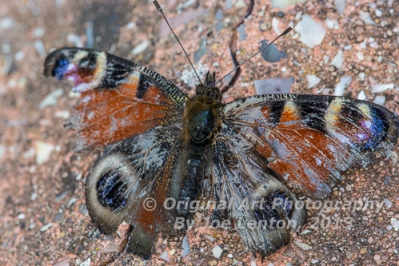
[357, 107, 387, 150]
[52, 57, 69, 80]
[97, 171, 128, 210]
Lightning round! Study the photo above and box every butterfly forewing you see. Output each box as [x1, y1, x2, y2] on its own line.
[44, 48, 188, 149]
[222, 94, 399, 199]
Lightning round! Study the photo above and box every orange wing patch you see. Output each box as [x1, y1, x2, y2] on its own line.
[279, 101, 301, 123]
[266, 127, 348, 198]
[74, 83, 173, 148]
[225, 94, 399, 199]
[44, 48, 188, 149]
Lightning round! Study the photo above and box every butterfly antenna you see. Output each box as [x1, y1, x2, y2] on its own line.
[215, 26, 293, 85]
[153, 0, 204, 86]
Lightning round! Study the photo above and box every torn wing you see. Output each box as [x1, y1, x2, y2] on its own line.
[44, 48, 188, 149]
[212, 124, 306, 258]
[222, 94, 399, 199]
[85, 126, 186, 259]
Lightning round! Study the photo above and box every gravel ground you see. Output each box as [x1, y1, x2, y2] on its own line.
[1, 0, 399, 265]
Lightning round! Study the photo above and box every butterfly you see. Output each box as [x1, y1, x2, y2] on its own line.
[43, 45, 399, 259]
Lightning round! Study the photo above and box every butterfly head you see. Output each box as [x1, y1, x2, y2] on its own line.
[185, 72, 221, 145]
[195, 72, 221, 101]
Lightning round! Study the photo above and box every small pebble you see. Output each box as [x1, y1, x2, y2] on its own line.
[212, 245, 223, 258]
[159, 250, 170, 262]
[34, 141, 54, 165]
[208, 260, 217, 266]
[357, 90, 366, 100]
[294, 14, 326, 48]
[131, 40, 149, 55]
[360, 11, 376, 25]
[331, 50, 343, 69]
[334, 76, 352, 96]
[371, 84, 394, 93]
[294, 240, 312, 250]
[39, 88, 64, 109]
[360, 248, 368, 255]
[40, 223, 53, 232]
[391, 218, 399, 231]
[270, 0, 306, 9]
[373, 95, 385, 105]
[182, 236, 190, 258]
[307, 74, 321, 88]
[334, 0, 346, 15]
[80, 258, 90, 266]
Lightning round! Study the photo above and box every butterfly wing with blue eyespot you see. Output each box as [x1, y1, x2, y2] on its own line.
[85, 126, 188, 259]
[221, 94, 399, 199]
[44, 48, 194, 259]
[44, 47, 188, 150]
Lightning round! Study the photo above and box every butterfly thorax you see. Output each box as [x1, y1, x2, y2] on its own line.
[184, 81, 221, 145]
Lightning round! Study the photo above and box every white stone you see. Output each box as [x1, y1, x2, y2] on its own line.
[358, 72, 365, 81]
[390, 151, 398, 164]
[15, 51, 25, 61]
[334, 0, 346, 15]
[212, 245, 223, 258]
[360, 40, 367, 49]
[294, 240, 312, 250]
[306, 74, 321, 88]
[32, 27, 45, 38]
[34, 40, 46, 58]
[40, 223, 53, 232]
[182, 236, 190, 258]
[331, 50, 343, 69]
[357, 52, 364, 61]
[0, 17, 14, 29]
[132, 40, 149, 55]
[39, 88, 64, 109]
[373, 95, 386, 105]
[295, 12, 302, 21]
[334, 76, 352, 96]
[343, 45, 352, 50]
[272, 17, 281, 35]
[294, 15, 326, 48]
[325, 18, 339, 29]
[369, 42, 378, 49]
[34, 141, 54, 165]
[357, 90, 367, 100]
[270, 0, 306, 9]
[80, 258, 90, 266]
[371, 84, 394, 93]
[235, 0, 247, 9]
[360, 11, 377, 25]
[159, 250, 170, 262]
[384, 198, 392, 209]
[55, 110, 70, 119]
[391, 218, 399, 231]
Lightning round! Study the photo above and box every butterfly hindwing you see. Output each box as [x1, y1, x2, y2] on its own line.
[212, 125, 307, 257]
[222, 94, 399, 199]
[44, 48, 188, 149]
[85, 125, 188, 259]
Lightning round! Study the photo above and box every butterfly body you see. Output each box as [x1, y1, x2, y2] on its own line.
[44, 47, 399, 259]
